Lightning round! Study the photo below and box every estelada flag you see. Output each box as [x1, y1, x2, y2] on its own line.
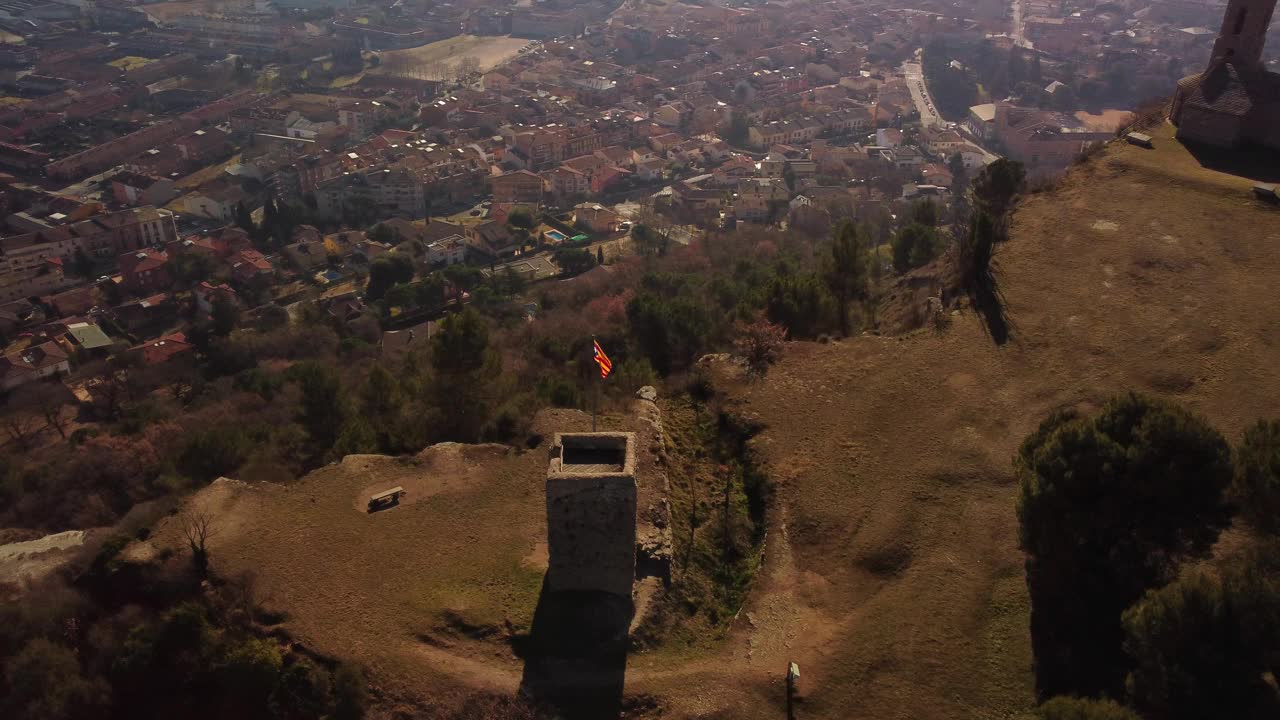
[593, 338, 613, 379]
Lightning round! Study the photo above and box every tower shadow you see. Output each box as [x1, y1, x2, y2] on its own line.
[515, 575, 632, 720]
[1182, 140, 1280, 183]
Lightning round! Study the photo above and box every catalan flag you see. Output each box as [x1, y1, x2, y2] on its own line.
[593, 338, 612, 379]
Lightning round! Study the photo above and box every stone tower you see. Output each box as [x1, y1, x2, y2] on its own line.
[1210, 0, 1276, 67]
[545, 432, 637, 596]
[1170, 0, 1280, 150]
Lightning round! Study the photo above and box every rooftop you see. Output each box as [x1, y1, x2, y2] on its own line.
[547, 432, 635, 477]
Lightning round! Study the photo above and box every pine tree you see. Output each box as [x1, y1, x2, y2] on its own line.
[824, 222, 868, 337]
[234, 201, 255, 234]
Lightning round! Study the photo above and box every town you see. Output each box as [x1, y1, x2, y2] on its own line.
[0, 0, 1270, 385]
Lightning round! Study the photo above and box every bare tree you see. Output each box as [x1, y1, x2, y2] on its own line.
[139, 357, 199, 406]
[12, 382, 72, 439]
[182, 509, 216, 578]
[458, 55, 481, 79]
[1, 398, 44, 449]
[633, 198, 675, 257]
[78, 356, 142, 420]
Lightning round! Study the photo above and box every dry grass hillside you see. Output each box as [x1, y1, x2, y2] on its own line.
[699, 121, 1280, 719]
[140, 122, 1279, 718]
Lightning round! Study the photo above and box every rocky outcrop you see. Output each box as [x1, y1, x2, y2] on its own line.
[632, 386, 673, 586]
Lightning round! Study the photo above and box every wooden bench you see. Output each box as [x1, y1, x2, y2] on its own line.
[368, 486, 406, 511]
[1125, 132, 1154, 149]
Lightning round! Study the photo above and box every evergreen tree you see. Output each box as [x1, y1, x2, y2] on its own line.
[1016, 393, 1234, 700]
[892, 223, 940, 273]
[287, 361, 347, 458]
[971, 158, 1026, 236]
[1232, 419, 1280, 534]
[1122, 549, 1280, 720]
[234, 201, 255, 234]
[430, 308, 498, 441]
[365, 255, 415, 301]
[823, 222, 868, 337]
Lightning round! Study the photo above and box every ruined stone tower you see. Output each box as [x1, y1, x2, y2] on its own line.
[1211, 0, 1276, 66]
[1170, 0, 1280, 150]
[545, 432, 637, 596]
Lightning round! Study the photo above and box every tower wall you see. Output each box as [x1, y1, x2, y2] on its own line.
[545, 433, 637, 596]
[1210, 0, 1277, 67]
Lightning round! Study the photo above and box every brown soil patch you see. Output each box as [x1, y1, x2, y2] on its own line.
[1074, 108, 1135, 132]
[347, 444, 508, 513]
[371, 35, 529, 80]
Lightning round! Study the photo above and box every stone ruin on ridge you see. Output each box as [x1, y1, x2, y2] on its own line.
[1170, 0, 1280, 150]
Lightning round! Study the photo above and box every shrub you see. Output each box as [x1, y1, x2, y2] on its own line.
[1035, 697, 1140, 720]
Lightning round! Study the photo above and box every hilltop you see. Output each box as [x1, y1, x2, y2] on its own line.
[122, 122, 1280, 719]
[690, 121, 1280, 718]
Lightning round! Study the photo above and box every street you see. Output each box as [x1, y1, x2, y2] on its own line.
[1010, 0, 1033, 49]
[902, 56, 943, 130]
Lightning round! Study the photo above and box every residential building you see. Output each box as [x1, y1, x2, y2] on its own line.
[426, 235, 467, 266]
[118, 248, 172, 293]
[491, 169, 545, 204]
[315, 167, 426, 220]
[573, 203, 620, 234]
[544, 165, 590, 199]
[966, 103, 998, 141]
[132, 332, 195, 365]
[110, 172, 178, 207]
[186, 181, 254, 222]
[229, 249, 274, 285]
[0, 341, 70, 390]
[0, 207, 177, 275]
[338, 102, 382, 141]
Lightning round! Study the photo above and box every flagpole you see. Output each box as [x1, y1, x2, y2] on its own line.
[591, 336, 598, 432]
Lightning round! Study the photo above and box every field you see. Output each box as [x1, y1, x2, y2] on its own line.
[1073, 108, 1135, 132]
[147, 122, 1280, 718]
[371, 35, 530, 81]
[107, 56, 155, 71]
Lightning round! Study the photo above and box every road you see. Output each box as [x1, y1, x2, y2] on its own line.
[902, 57, 944, 130]
[1010, 0, 1033, 48]
[905, 51, 1004, 165]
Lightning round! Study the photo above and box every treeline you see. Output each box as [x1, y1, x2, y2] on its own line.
[1018, 393, 1280, 720]
[927, 36, 1180, 116]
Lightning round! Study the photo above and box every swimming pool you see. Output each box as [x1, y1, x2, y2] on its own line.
[545, 229, 568, 243]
